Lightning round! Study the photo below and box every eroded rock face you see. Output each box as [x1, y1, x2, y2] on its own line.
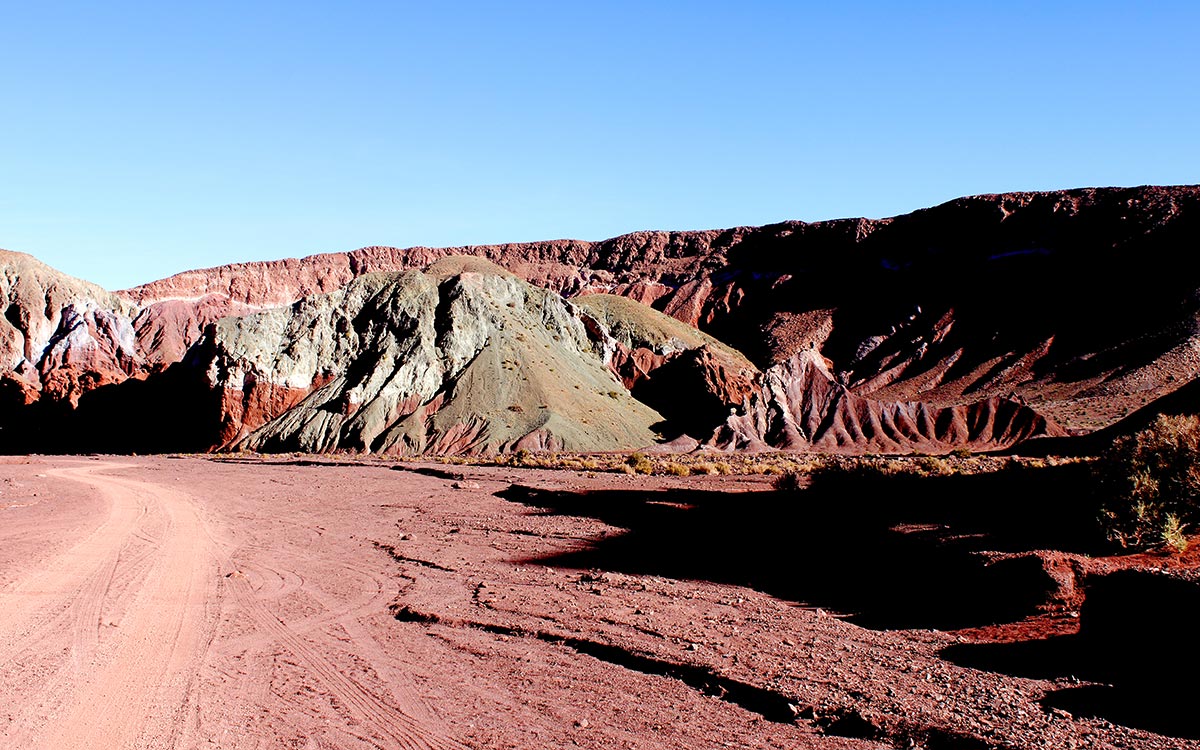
[712, 350, 1066, 453]
[0, 251, 141, 405]
[133, 295, 258, 370]
[204, 258, 663, 455]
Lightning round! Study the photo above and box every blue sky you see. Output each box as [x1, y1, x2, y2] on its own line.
[1, 2, 1197, 289]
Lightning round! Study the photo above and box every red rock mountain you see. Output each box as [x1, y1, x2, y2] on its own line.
[3, 185, 1197, 454]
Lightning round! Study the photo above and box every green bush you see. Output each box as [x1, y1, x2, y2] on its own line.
[1094, 414, 1200, 551]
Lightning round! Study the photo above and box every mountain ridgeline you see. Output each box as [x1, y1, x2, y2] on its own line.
[2, 185, 1198, 455]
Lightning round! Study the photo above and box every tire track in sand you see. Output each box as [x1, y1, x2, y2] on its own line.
[223, 567, 467, 750]
[3, 461, 466, 750]
[10, 465, 220, 749]
[0, 463, 146, 671]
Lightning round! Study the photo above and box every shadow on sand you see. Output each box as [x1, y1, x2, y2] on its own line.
[501, 462, 1101, 632]
[504, 463, 1200, 738]
[942, 569, 1200, 739]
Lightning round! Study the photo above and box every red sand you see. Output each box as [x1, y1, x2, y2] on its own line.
[0, 456, 1190, 749]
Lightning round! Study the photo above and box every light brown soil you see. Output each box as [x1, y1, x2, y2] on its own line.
[0, 455, 1190, 749]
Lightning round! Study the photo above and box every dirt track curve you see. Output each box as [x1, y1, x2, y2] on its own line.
[0, 459, 468, 750]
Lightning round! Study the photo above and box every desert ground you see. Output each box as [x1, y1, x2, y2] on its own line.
[0, 455, 1192, 750]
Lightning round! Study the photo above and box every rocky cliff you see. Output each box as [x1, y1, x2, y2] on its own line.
[2, 184, 1198, 455]
[0, 251, 141, 406]
[206, 258, 663, 455]
[117, 185, 1200, 432]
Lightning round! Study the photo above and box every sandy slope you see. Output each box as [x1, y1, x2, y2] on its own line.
[0, 456, 1190, 749]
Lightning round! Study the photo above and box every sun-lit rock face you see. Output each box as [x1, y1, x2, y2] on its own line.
[0, 250, 142, 404]
[115, 185, 1200, 432]
[203, 258, 663, 455]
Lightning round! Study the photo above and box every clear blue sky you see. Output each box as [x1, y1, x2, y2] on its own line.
[2, 2, 1197, 290]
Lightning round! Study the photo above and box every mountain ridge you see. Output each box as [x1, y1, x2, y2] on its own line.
[3, 184, 1198, 454]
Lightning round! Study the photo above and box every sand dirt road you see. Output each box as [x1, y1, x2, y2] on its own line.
[0, 462, 218, 748]
[0, 458, 468, 750]
[0, 456, 1190, 749]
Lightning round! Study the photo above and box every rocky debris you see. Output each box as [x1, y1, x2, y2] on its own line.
[364, 460, 1195, 750]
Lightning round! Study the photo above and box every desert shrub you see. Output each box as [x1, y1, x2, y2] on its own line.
[1094, 414, 1200, 550]
[663, 462, 690, 476]
[690, 462, 719, 476]
[625, 452, 654, 475]
[810, 458, 888, 482]
[509, 448, 534, 467]
[773, 471, 806, 491]
[951, 446, 973, 458]
[1162, 514, 1189, 553]
[918, 457, 955, 477]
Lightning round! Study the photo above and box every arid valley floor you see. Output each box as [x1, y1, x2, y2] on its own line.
[0, 455, 1193, 750]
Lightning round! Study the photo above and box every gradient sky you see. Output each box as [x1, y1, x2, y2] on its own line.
[2, 2, 1197, 290]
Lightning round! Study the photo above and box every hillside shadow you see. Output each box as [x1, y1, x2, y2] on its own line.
[501, 462, 1101, 631]
[0, 361, 221, 455]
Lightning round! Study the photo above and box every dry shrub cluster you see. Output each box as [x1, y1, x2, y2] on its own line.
[1093, 413, 1200, 552]
[485, 450, 821, 477]
[419, 449, 1079, 485]
[768, 454, 1087, 493]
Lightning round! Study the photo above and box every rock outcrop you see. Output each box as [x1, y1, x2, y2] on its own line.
[204, 258, 663, 455]
[713, 351, 1066, 453]
[0, 250, 141, 406]
[573, 294, 760, 438]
